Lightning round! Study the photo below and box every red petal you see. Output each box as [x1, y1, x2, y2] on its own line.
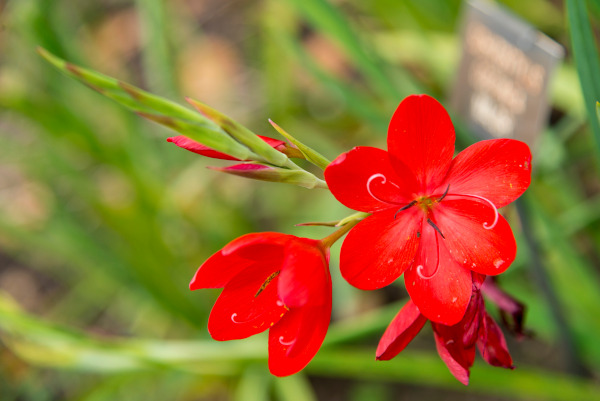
[207, 262, 288, 341]
[190, 233, 287, 290]
[278, 238, 330, 308]
[404, 221, 472, 325]
[222, 232, 288, 259]
[340, 208, 421, 290]
[387, 95, 455, 192]
[478, 312, 514, 369]
[460, 290, 484, 348]
[167, 136, 240, 160]
[258, 135, 287, 150]
[376, 300, 427, 360]
[268, 303, 331, 376]
[433, 325, 476, 386]
[441, 139, 532, 209]
[324, 146, 418, 213]
[190, 249, 251, 290]
[433, 199, 516, 276]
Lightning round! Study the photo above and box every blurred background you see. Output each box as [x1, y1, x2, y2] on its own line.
[0, 0, 599, 399]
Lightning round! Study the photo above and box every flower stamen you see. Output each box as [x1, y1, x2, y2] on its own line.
[255, 270, 280, 297]
[437, 184, 450, 202]
[427, 218, 445, 239]
[394, 200, 417, 219]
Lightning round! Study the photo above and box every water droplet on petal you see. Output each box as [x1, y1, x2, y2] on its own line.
[494, 259, 505, 269]
[452, 297, 457, 303]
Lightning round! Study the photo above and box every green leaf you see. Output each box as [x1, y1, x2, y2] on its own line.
[234, 366, 272, 401]
[273, 375, 318, 401]
[37, 47, 252, 161]
[566, 0, 600, 154]
[268, 119, 331, 170]
[309, 349, 600, 401]
[285, 0, 419, 101]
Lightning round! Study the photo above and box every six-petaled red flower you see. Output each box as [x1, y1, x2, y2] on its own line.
[190, 232, 331, 376]
[324, 94, 532, 325]
[377, 276, 513, 385]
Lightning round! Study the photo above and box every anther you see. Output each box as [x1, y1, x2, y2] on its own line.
[255, 270, 280, 297]
[427, 218, 445, 239]
[394, 200, 417, 219]
[437, 185, 450, 202]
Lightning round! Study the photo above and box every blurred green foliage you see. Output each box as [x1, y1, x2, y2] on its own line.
[1, 0, 600, 400]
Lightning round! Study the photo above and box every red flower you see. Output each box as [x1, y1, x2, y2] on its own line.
[168, 135, 287, 160]
[324, 94, 531, 325]
[190, 232, 331, 376]
[377, 279, 513, 385]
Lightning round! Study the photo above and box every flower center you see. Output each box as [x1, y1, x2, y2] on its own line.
[365, 174, 498, 231]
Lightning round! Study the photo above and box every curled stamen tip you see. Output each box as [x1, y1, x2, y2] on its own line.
[416, 265, 436, 280]
[483, 219, 498, 230]
[231, 313, 241, 323]
[366, 173, 387, 202]
[279, 336, 295, 346]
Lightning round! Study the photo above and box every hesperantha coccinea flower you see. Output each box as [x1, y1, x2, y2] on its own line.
[324, 94, 532, 325]
[190, 232, 331, 376]
[376, 275, 513, 385]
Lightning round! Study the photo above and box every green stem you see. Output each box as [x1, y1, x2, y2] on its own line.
[320, 217, 361, 248]
[314, 178, 328, 189]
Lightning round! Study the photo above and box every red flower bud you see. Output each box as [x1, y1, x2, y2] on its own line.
[167, 135, 289, 161]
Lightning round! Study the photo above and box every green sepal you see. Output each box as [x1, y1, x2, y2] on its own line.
[37, 47, 252, 161]
[268, 119, 331, 170]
